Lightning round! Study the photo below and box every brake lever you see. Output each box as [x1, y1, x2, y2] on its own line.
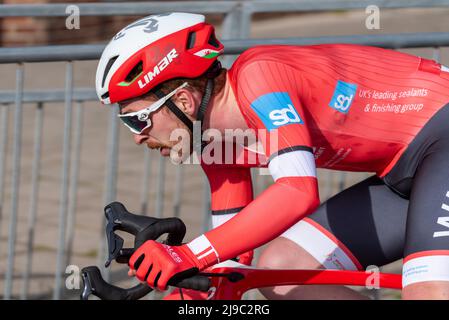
[81, 201, 188, 300]
[104, 205, 131, 267]
[80, 266, 152, 300]
[80, 268, 94, 300]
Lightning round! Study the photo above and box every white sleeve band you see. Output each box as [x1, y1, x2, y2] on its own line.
[402, 255, 449, 287]
[281, 219, 360, 271]
[187, 234, 220, 262]
[212, 213, 237, 229]
[268, 150, 316, 181]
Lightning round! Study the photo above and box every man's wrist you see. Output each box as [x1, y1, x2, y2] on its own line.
[185, 234, 220, 270]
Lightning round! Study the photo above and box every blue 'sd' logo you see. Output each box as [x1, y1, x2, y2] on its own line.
[329, 80, 357, 113]
[250, 92, 303, 131]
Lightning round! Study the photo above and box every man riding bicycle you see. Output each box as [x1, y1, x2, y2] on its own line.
[95, 13, 449, 300]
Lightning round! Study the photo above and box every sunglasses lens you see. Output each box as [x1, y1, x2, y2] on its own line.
[120, 115, 149, 134]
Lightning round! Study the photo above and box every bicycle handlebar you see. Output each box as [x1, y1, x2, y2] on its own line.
[81, 266, 211, 300]
[81, 266, 152, 300]
[104, 202, 186, 267]
[80, 202, 211, 300]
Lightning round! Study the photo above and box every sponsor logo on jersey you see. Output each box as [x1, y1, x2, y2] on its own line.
[138, 48, 178, 89]
[325, 252, 345, 270]
[329, 80, 357, 113]
[433, 191, 449, 238]
[250, 92, 303, 131]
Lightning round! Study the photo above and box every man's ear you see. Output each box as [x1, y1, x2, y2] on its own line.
[174, 89, 197, 117]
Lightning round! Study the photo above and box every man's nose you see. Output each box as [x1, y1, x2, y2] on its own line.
[133, 134, 148, 145]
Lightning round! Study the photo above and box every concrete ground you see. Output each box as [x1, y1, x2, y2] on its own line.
[0, 7, 448, 299]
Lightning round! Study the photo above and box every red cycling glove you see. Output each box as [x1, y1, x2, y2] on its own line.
[129, 240, 207, 291]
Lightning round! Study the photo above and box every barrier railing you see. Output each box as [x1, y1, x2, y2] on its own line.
[0, 1, 448, 300]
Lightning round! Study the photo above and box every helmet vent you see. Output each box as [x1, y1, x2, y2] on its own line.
[186, 32, 196, 50]
[124, 61, 143, 83]
[101, 92, 110, 100]
[208, 33, 220, 48]
[102, 55, 119, 88]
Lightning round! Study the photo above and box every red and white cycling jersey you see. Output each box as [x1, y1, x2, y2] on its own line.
[186, 44, 449, 265]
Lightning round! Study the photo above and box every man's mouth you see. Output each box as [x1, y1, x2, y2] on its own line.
[145, 142, 172, 157]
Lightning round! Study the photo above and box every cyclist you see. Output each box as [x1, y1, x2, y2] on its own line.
[96, 13, 449, 299]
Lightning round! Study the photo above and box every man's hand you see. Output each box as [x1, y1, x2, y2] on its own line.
[129, 240, 202, 291]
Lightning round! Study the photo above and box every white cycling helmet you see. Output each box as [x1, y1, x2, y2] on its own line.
[95, 12, 224, 105]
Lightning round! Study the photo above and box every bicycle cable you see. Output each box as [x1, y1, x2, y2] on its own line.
[199, 272, 245, 282]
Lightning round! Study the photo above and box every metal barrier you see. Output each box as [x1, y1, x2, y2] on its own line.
[0, 1, 448, 300]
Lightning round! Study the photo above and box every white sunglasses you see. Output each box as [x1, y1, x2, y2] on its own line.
[118, 82, 188, 134]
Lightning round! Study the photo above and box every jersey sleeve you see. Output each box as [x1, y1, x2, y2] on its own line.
[186, 60, 320, 265]
[201, 162, 253, 229]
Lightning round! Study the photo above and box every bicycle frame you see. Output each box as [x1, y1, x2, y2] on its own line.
[203, 261, 402, 300]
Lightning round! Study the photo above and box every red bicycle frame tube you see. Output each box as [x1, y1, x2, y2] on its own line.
[207, 267, 402, 300]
